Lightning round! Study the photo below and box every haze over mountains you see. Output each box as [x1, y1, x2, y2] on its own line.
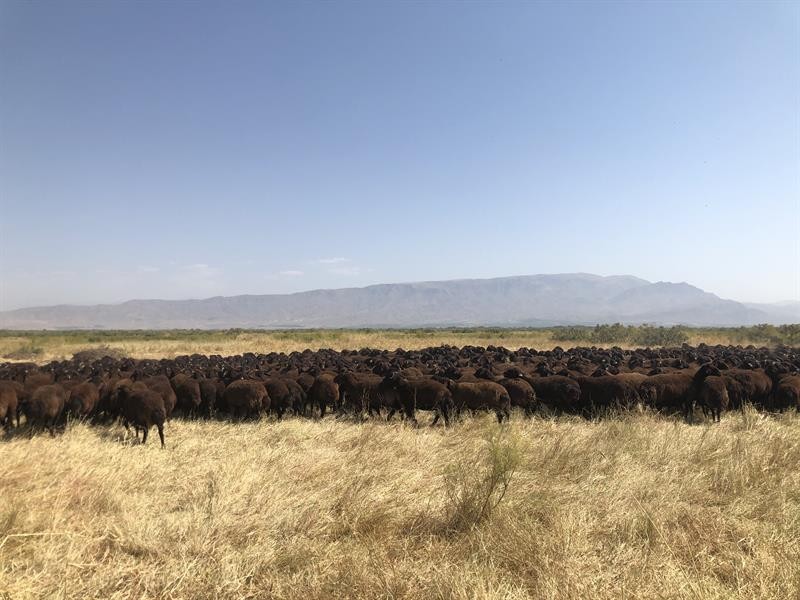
[0, 274, 797, 330]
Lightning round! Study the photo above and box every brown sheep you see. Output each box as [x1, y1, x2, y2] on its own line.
[721, 369, 772, 409]
[140, 375, 178, 419]
[573, 375, 642, 415]
[697, 376, 729, 422]
[447, 380, 511, 423]
[66, 381, 99, 420]
[24, 372, 54, 396]
[171, 374, 202, 417]
[307, 374, 339, 418]
[116, 381, 166, 447]
[614, 373, 648, 404]
[222, 380, 269, 419]
[773, 375, 800, 411]
[381, 374, 452, 426]
[498, 377, 537, 416]
[263, 378, 293, 418]
[282, 378, 307, 416]
[520, 375, 581, 414]
[295, 372, 316, 393]
[400, 367, 425, 379]
[0, 380, 21, 429]
[23, 384, 67, 436]
[96, 375, 129, 420]
[639, 373, 694, 416]
[641, 364, 720, 422]
[477, 368, 537, 415]
[334, 372, 398, 418]
[197, 377, 223, 416]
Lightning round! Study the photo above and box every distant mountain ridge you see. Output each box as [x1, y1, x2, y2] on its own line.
[0, 273, 797, 329]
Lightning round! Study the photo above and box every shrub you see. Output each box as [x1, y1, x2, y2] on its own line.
[442, 428, 521, 533]
[550, 327, 592, 343]
[551, 324, 691, 347]
[631, 326, 689, 347]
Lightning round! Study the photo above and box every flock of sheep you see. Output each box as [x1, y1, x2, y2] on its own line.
[1, 343, 799, 447]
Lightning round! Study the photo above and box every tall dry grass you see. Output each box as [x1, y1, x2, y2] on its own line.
[1, 410, 798, 599]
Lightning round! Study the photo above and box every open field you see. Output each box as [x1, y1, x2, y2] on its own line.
[1, 411, 798, 599]
[1, 324, 798, 363]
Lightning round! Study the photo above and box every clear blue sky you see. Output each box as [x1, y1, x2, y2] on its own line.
[1, 1, 798, 310]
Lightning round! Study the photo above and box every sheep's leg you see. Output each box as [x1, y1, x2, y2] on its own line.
[403, 402, 416, 424]
[684, 401, 694, 424]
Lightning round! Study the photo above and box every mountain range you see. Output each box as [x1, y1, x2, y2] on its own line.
[0, 273, 797, 329]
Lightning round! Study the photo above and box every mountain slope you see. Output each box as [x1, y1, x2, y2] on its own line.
[0, 273, 790, 329]
[743, 301, 800, 325]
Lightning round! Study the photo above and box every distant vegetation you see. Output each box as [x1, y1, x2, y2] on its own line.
[551, 324, 690, 346]
[550, 323, 800, 347]
[1, 342, 44, 361]
[0, 324, 797, 363]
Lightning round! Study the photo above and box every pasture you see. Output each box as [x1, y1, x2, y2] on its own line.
[1, 324, 799, 363]
[1, 411, 799, 600]
[1, 336, 799, 599]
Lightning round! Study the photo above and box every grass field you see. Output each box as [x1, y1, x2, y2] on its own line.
[1, 324, 798, 363]
[1, 410, 798, 599]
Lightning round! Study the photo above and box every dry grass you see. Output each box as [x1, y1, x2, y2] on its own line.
[1, 410, 798, 599]
[0, 330, 551, 363]
[1, 327, 794, 364]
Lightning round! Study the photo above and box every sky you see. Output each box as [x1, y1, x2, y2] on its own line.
[0, 1, 798, 310]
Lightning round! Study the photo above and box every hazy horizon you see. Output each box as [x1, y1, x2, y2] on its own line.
[1, 272, 798, 313]
[1, 2, 798, 310]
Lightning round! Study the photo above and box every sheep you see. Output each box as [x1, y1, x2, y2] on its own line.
[0, 380, 22, 429]
[116, 381, 166, 447]
[66, 381, 99, 420]
[22, 384, 67, 436]
[222, 380, 269, 420]
[170, 374, 202, 417]
[447, 380, 511, 423]
[307, 373, 339, 418]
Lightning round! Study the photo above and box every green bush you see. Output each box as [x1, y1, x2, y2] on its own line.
[551, 324, 689, 347]
[631, 326, 689, 347]
[550, 327, 592, 342]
